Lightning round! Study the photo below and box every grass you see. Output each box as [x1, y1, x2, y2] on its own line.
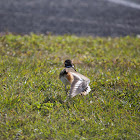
[0, 33, 140, 140]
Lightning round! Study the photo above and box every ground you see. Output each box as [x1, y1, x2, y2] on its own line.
[0, 34, 140, 139]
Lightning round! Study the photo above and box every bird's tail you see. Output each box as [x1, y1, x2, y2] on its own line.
[81, 85, 91, 95]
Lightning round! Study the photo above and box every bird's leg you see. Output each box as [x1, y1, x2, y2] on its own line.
[64, 93, 71, 102]
[64, 86, 69, 102]
[81, 94, 85, 100]
[65, 85, 68, 95]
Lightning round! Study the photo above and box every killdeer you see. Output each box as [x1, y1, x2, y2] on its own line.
[59, 59, 91, 98]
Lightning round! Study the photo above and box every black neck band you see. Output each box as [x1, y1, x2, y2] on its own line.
[65, 66, 72, 68]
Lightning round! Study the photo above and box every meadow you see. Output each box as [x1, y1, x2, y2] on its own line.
[0, 34, 140, 140]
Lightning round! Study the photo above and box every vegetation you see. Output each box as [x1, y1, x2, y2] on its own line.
[0, 34, 140, 140]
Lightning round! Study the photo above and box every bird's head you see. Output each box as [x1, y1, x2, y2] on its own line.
[64, 59, 74, 68]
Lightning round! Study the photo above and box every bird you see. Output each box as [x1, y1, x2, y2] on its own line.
[59, 59, 91, 98]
